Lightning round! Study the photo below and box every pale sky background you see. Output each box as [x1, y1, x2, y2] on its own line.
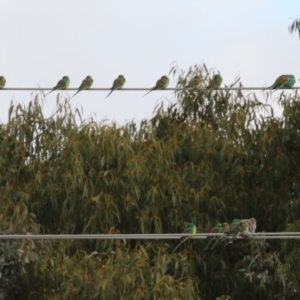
[0, 0, 299, 125]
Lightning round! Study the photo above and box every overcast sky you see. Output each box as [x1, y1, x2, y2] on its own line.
[0, 0, 299, 125]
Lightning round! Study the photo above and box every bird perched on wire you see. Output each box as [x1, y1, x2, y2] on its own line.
[210, 222, 231, 250]
[204, 223, 223, 251]
[46, 76, 70, 96]
[172, 223, 196, 253]
[230, 219, 241, 232]
[0, 76, 6, 89]
[210, 219, 239, 249]
[72, 75, 93, 98]
[144, 75, 169, 96]
[210, 223, 223, 233]
[226, 219, 251, 245]
[207, 74, 222, 89]
[264, 74, 290, 90]
[282, 74, 296, 89]
[187, 75, 201, 89]
[105, 75, 126, 98]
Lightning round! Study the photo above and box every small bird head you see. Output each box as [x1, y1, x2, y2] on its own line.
[118, 75, 124, 78]
[214, 74, 222, 80]
[215, 223, 222, 232]
[231, 219, 240, 228]
[62, 76, 69, 80]
[161, 75, 168, 79]
[86, 75, 92, 79]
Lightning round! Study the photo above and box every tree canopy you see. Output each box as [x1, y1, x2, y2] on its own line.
[0, 64, 300, 299]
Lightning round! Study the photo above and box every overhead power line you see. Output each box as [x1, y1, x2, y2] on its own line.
[0, 233, 299, 240]
[0, 87, 299, 91]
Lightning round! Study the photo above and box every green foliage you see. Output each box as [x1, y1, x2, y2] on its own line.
[0, 65, 300, 299]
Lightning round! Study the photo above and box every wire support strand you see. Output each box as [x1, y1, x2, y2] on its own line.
[0, 233, 300, 240]
[0, 87, 300, 91]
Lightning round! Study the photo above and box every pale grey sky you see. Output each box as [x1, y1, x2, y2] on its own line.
[0, 0, 299, 124]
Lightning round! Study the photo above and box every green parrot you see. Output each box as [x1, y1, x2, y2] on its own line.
[172, 223, 196, 253]
[207, 74, 222, 89]
[210, 222, 231, 250]
[72, 75, 93, 98]
[0, 76, 6, 89]
[210, 223, 223, 233]
[282, 75, 296, 88]
[46, 76, 70, 96]
[229, 219, 241, 232]
[204, 223, 222, 251]
[210, 219, 239, 249]
[265, 75, 290, 90]
[187, 75, 201, 89]
[105, 75, 126, 98]
[144, 75, 169, 96]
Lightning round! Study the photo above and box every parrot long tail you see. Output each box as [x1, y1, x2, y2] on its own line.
[71, 89, 82, 98]
[143, 89, 154, 97]
[204, 237, 216, 251]
[72, 89, 81, 98]
[210, 235, 227, 250]
[172, 237, 189, 254]
[225, 232, 241, 246]
[263, 86, 272, 91]
[45, 90, 55, 96]
[105, 89, 114, 99]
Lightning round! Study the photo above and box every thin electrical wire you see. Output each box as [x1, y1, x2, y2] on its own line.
[0, 87, 299, 91]
[0, 233, 299, 240]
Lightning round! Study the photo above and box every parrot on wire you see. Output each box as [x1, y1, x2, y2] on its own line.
[207, 74, 222, 89]
[264, 75, 290, 90]
[226, 219, 251, 245]
[172, 223, 196, 254]
[210, 223, 223, 233]
[0, 76, 6, 89]
[187, 75, 201, 89]
[210, 219, 239, 249]
[46, 76, 70, 96]
[105, 75, 126, 98]
[144, 75, 169, 96]
[204, 223, 223, 251]
[230, 218, 241, 232]
[210, 222, 231, 250]
[72, 75, 93, 98]
[282, 74, 296, 88]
